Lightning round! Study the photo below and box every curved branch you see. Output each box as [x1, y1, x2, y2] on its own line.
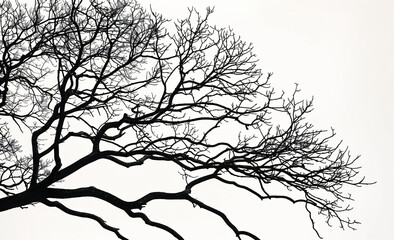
[42, 199, 128, 240]
[186, 195, 260, 240]
[126, 210, 184, 240]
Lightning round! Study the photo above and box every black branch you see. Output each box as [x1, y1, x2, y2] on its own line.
[0, 0, 372, 239]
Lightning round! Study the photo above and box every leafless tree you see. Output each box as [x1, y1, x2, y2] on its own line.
[0, 0, 370, 239]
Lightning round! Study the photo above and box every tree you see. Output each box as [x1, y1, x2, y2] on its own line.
[0, 0, 370, 239]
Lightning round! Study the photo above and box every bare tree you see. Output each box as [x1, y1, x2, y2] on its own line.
[0, 0, 370, 239]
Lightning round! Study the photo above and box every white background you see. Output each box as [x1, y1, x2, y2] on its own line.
[1, 0, 393, 239]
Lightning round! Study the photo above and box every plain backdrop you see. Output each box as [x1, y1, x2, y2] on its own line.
[1, 0, 393, 240]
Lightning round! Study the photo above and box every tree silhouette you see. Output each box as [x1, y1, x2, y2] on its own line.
[0, 0, 369, 239]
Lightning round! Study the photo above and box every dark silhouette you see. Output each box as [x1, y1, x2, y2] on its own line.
[0, 0, 370, 239]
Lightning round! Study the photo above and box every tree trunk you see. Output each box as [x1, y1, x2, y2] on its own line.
[0, 188, 44, 212]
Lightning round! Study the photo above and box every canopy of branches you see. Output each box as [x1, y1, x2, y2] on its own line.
[0, 0, 368, 239]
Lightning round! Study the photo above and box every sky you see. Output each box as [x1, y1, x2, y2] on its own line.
[1, 0, 393, 240]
